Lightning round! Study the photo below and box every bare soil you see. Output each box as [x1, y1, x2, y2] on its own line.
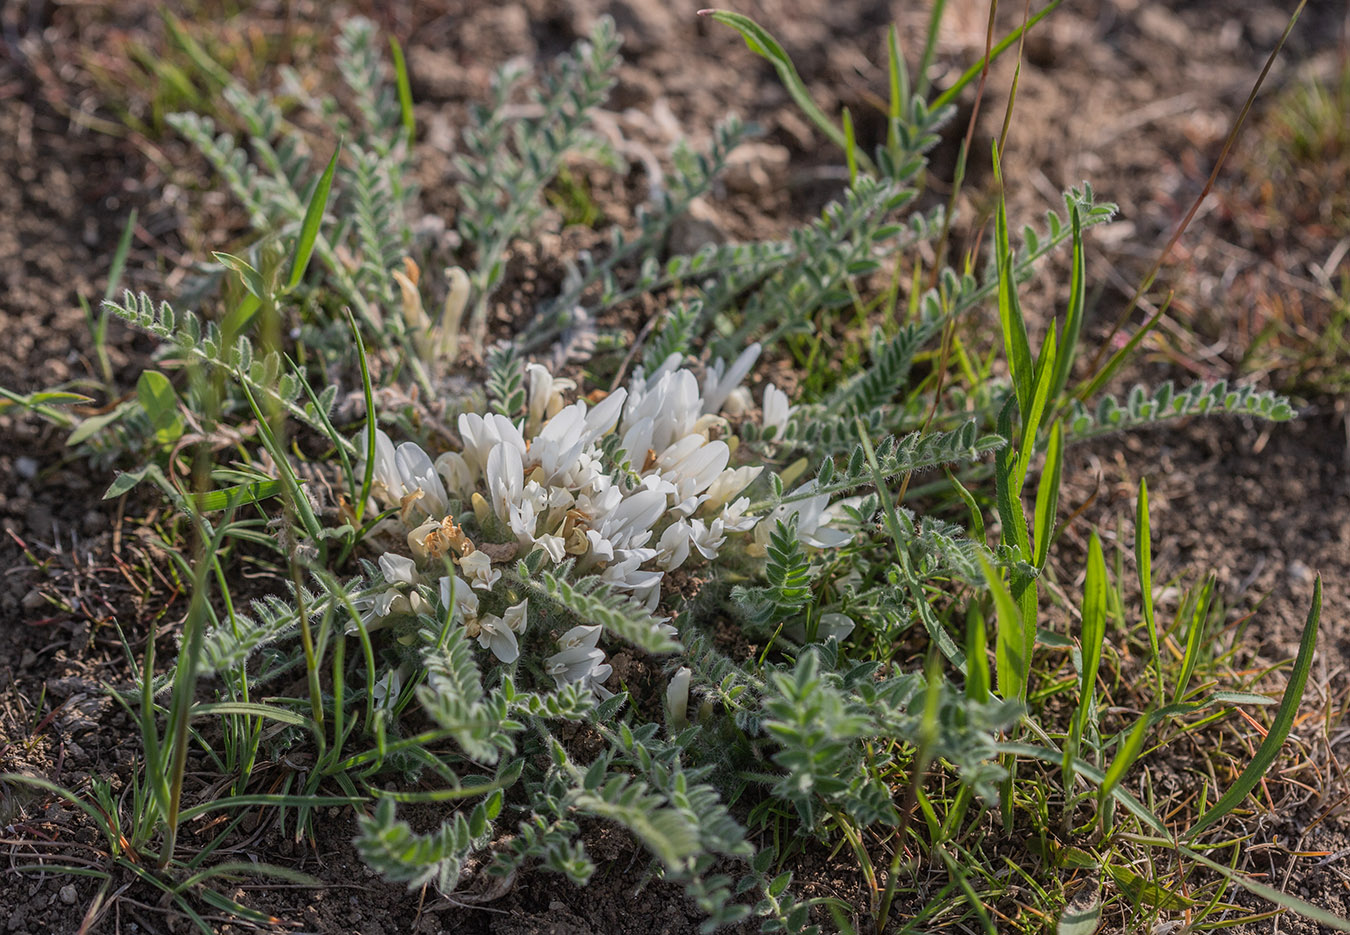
[2, 1, 1348, 932]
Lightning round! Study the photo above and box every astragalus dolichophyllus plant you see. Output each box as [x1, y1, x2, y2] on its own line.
[341, 340, 1020, 929]
[359, 347, 771, 690]
[18, 7, 1338, 935]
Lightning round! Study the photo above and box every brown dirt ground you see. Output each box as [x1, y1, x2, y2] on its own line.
[2, 1, 1348, 932]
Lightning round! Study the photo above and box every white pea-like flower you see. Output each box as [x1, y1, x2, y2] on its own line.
[755, 480, 852, 551]
[367, 430, 449, 520]
[474, 613, 520, 664]
[702, 343, 761, 415]
[705, 466, 762, 513]
[545, 624, 613, 696]
[666, 666, 692, 729]
[438, 575, 479, 620]
[502, 598, 528, 635]
[762, 383, 793, 439]
[458, 550, 501, 591]
[434, 451, 474, 500]
[525, 362, 575, 436]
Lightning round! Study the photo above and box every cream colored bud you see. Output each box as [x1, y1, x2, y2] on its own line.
[471, 492, 491, 525]
[666, 666, 692, 730]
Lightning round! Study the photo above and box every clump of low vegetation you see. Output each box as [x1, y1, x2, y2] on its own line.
[0, 7, 1337, 934]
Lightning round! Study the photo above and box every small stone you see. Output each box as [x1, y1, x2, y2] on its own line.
[21, 589, 44, 611]
[722, 142, 790, 195]
[59, 884, 77, 905]
[15, 457, 38, 479]
[667, 198, 726, 256]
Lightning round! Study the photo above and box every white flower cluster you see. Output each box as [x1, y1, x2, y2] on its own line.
[360, 345, 827, 698]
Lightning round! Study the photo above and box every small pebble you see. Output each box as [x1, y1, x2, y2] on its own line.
[15, 457, 38, 479]
[1287, 560, 1313, 585]
[21, 589, 45, 611]
[59, 884, 77, 905]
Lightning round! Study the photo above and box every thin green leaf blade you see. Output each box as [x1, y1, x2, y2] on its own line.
[190, 702, 308, 726]
[214, 252, 266, 299]
[388, 37, 416, 148]
[286, 143, 341, 292]
[103, 208, 139, 303]
[994, 146, 1034, 417]
[1032, 420, 1063, 569]
[1186, 576, 1321, 839]
[1179, 839, 1350, 932]
[1136, 478, 1162, 698]
[67, 401, 135, 447]
[1098, 711, 1151, 808]
[1079, 531, 1107, 720]
[1049, 204, 1084, 403]
[0, 389, 92, 415]
[982, 555, 1028, 703]
[191, 480, 285, 512]
[1172, 576, 1214, 705]
[699, 9, 869, 172]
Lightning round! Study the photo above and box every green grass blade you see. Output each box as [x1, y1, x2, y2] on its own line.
[886, 23, 908, 152]
[982, 555, 1028, 703]
[1015, 329, 1056, 490]
[177, 793, 365, 824]
[930, 0, 1064, 111]
[179, 860, 322, 890]
[236, 379, 324, 544]
[191, 702, 309, 726]
[1105, 863, 1198, 910]
[191, 479, 285, 512]
[103, 208, 138, 303]
[842, 106, 858, 186]
[388, 36, 416, 149]
[699, 10, 875, 175]
[1172, 575, 1214, 705]
[996, 742, 1172, 840]
[965, 603, 990, 704]
[0, 773, 118, 839]
[1136, 478, 1162, 698]
[1049, 204, 1084, 404]
[10, 864, 111, 880]
[994, 146, 1034, 417]
[220, 293, 261, 340]
[1098, 711, 1151, 811]
[1177, 838, 1350, 932]
[994, 397, 1031, 555]
[1186, 576, 1321, 839]
[163, 12, 236, 89]
[285, 143, 341, 293]
[0, 388, 91, 418]
[1075, 531, 1107, 745]
[1032, 419, 1063, 569]
[700, 9, 840, 147]
[914, 0, 947, 99]
[195, 889, 286, 926]
[946, 467, 987, 545]
[348, 307, 378, 524]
